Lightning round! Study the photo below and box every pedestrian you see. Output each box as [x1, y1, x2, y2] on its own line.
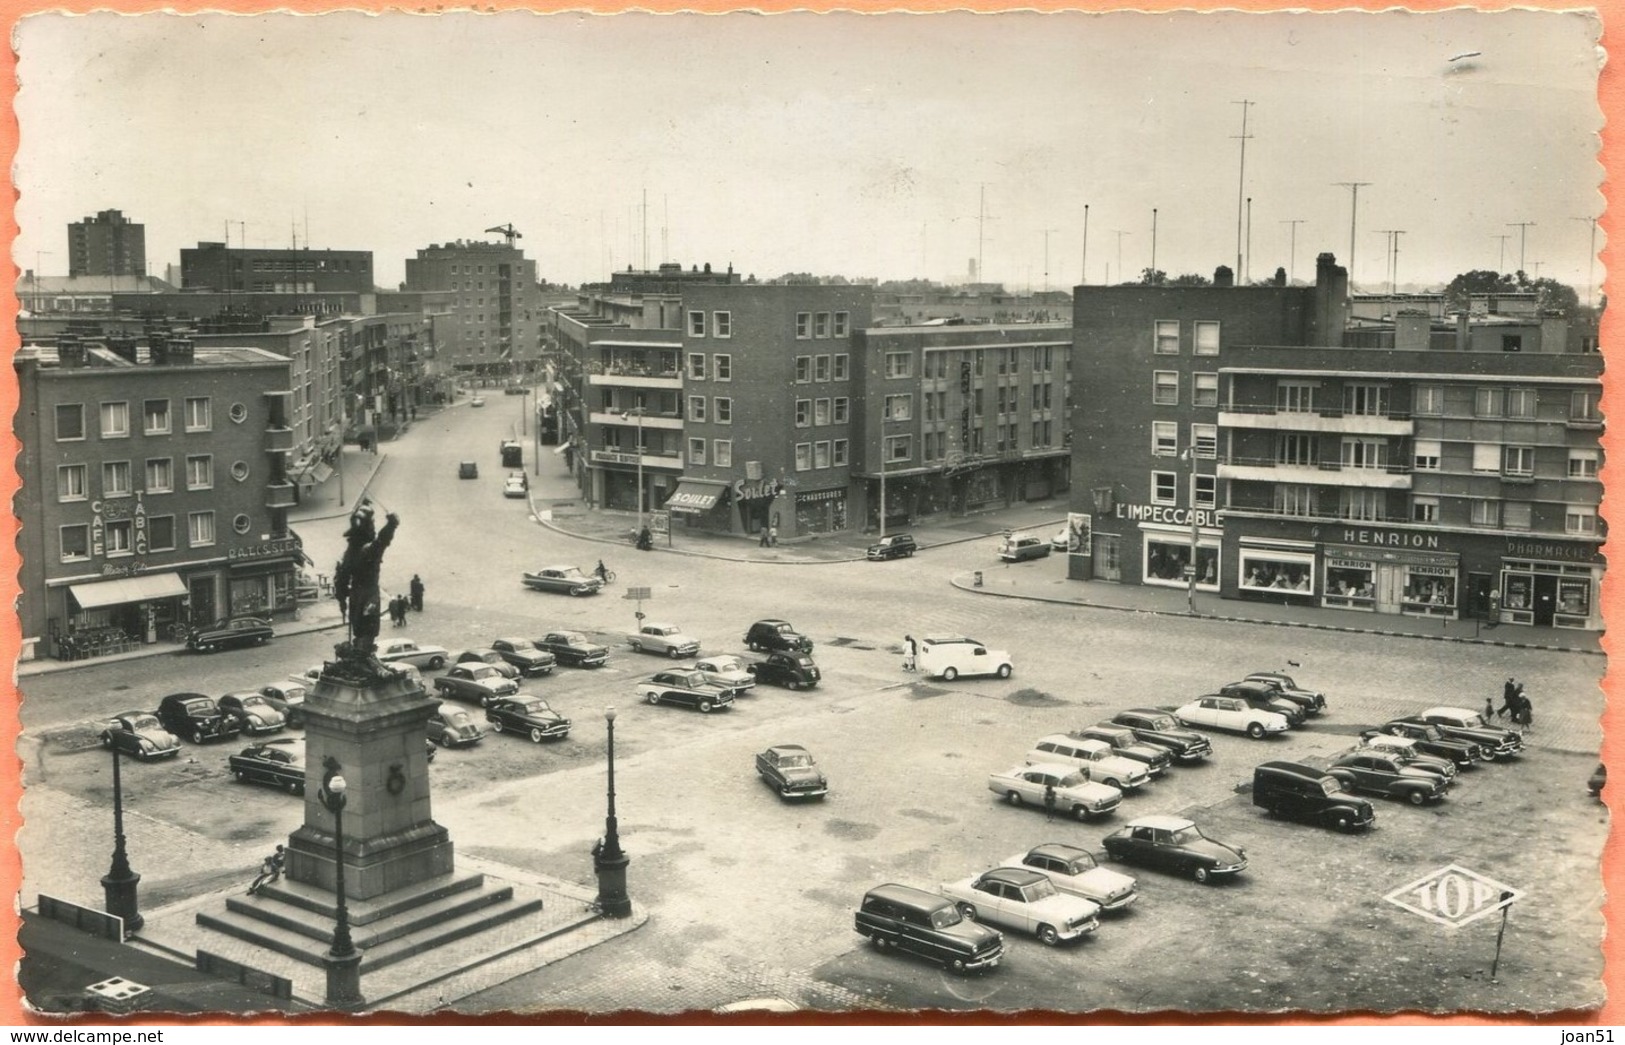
[1497, 678, 1519, 720]
[1515, 685, 1533, 732]
[769, 524, 778, 547]
[903, 635, 917, 672]
[392, 595, 407, 626]
[1044, 783, 1057, 822]
[1484, 696, 1496, 725]
[410, 573, 425, 612]
[759, 526, 770, 547]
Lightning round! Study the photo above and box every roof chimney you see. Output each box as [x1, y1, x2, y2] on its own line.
[56, 335, 86, 368]
[1213, 265, 1234, 288]
[153, 337, 195, 366]
[106, 336, 139, 364]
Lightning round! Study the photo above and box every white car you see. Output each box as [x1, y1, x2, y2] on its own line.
[1175, 695, 1292, 739]
[376, 639, 450, 670]
[987, 762, 1122, 819]
[1357, 734, 1457, 782]
[999, 843, 1138, 912]
[503, 473, 528, 499]
[691, 655, 757, 692]
[626, 623, 702, 658]
[470, 396, 486, 407]
[1026, 734, 1150, 791]
[939, 867, 1101, 946]
[916, 636, 1013, 682]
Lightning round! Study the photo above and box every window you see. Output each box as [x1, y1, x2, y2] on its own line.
[688, 438, 706, 466]
[1277, 381, 1317, 413]
[1503, 501, 1533, 530]
[833, 398, 850, 423]
[1474, 387, 1504, 418]
[1501, 334, 1523, 353]
[1193, 373, 1218, 407]
[1192, 423, 1217, 459]
[885, 435, 912, 462]
[713, 439, 733, 467]
[1344, 384, 1388, 416]
[713, 311, 731, 338]
[885, 352, 913, 379]
[1193, 474, 1217, 509]
[833, 439, 849, 466]
[60, 524, 89, 562]
[1339, 488, 1384, 521]
[1411, 496, 1439, 522]
[1569, 449, 1600, 478]
[812, 355, 830, 382]
[796, 356, 812, 382]
[1414, 385, 1444, 415]
[1154, 320, 1179, 354]
[1341, 438, 1388, 470]
[57, 464, 87, 502]
[102, 461, 131, 498]
[105, 520, 132, 556]
[1152, 421, 1178, 456]
[687, 311, 706, 337]
[1413, 439, 1441, 472]
[1274, 484, 1317, 517]
[812, 312, 830, 338]
[185, 397, 212, 431]
[714, 397, 732, 424]
[97, 401, 129, 439]
[143, 399, 171, 434]
[814, 441, 831, 469]
[1277, 434, 1318, 466]
[1151, 471, 1177, 505]
[795, 400, 811, 427]
[1153, 371, 1179, 406]
[795, 443, 812, 471]
[1507, 388, 1537, 419]
[1470, 500, 1501, 528]
[147, 515, 175, 552]
[815, 399, 831, 426]
[146, 457, 172, 493]
[884, 394, 913, 421]
[834, 312, 850, 337]
[55, 404, 85, 441]
[713, 354, 731, 381]
[1503, 446, 1534, 477]
[186, 455, 213, 490]
[1193, 321, 1220, 356]
[687, 353, 707, 380]
[1566, 505, 1598, 535]
[1472, 443, 1501, 473]
[189, 511, 216, 546]
[1572, 390, 1601, 421]
[833, 354, 849, 380]
[796, 312, 811, 338]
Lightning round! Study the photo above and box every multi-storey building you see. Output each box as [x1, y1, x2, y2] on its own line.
[68, 209, 146, 277]
[13, 339, 300, 661]
[180, 243, 375, 295]
[403, 240, 543, 374]
[1069, 253, 1604, 631]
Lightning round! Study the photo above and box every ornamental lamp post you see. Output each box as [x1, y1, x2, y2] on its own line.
[618, 408, 647, 535]
[593, 706, 632, 918]
[101, 742, 143, 934]
[320, 766, 364, 1010]
[1181, 447, 1202, 616]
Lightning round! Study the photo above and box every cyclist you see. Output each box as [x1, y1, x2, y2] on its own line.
[247, 844, 286, 896]
[595, 560, 611, 583]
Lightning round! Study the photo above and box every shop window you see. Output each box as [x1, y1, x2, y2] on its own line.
[1472, 443, 1501, 473]
[715, 398, 732, 424]
[1241, 554, 1314, 593]
[146, 458, 172, 494]
[1558, 577, 1592, 616]
[1194, 373, 1218, 407]
[1411, 496, 1439, 522]
[688, 438, 706, 466]
[1145, 539, 1217, 586]
[1273, 484, 1317, 517]
[1277, 381, 1317, 413]
[1193, 321, 1220, 356]
[1324, 562, 1375, 606]
[1502, 446, 1534, 477]
[57, 464, 87, 502]
[833, 439, 848, 466]
[1569, 449, 1599, 478]
[1151, 471, 1177, 506]
[1153, 371, 1179, 406]
[1566, 506, 1598, 535]
[1413, 440, 1441, 472]
[1504, 574, 1533, 612]
[1474, 387, 1504, 417]
[1154, 320, 1180, 354]
[1403, 569, 1456, 610]
[55, 404, 85, 441]
[1506, 388, 1537, 419]
[1193, 474, 1217, 509]
[713, 440, 732, 467]
[1414, 385, 1444, 415]
[60, 524, 89, 562]
[1503, 501, 1533, 530]
[1470, 500, 1501, 528]
[1152, 422, 1178, 456]
[1338, 488, 1384, 521]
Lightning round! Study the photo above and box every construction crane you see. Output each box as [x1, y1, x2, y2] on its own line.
[485, 224, 522, 247]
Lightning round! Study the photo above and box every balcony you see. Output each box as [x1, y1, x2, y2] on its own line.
[1219, 405, 1413, 437]
[1217, 455, 1413, 490]
[265, 481, 297, 509]
[264, 425, 294, 454]
[589, 410, 684, 430]
[588, 448, 684, 470]
[587, 369, 683, 390]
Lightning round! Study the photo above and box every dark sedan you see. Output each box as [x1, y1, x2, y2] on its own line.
[747, 652, 821, 691]
[156, 692, 242, 744]
[755, 744, 829, 799]
[217, 692, 288, 735]
[636, 669, 737, 712]
[228, 740, 306, 794]
[489, 638, 557, 677]
[99, 711, 181, 761]
[428, 708, 486, 748]
[533, 631, 610, 668]
[485, 696, 572, 742]
[186, 616, 273, 654]
[1368, 718, 1482, 767]
[456, 648, 521, 679]
[1101, 815, 1247, 884]
[1109, 708, 1213, 764]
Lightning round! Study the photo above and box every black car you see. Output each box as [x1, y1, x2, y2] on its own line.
[747, 652, 821, 690]
[1067, 723, 1173, 777]
[99, 711, 181, 761]
[1368, 718, 1482, 767]
[1252, 760, 1374, 832]
[186, 616, 273, 654]
[866, 533, 918, 561]
[1217, 681, 1306, 727]
[1109, 708, 1214, 764]
[229, 739, 306, 794]
[854, 883, 1004, 973]
[744, 619, 814, 654]
[1101, 815, 1248, 884]
[533, 631, 610, 668]
[485, 696, 572, 742]
[488, 638, 557, 677]
[156, 692, 242, 743]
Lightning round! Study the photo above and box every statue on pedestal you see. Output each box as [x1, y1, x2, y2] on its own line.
[331, 500, 400, 682]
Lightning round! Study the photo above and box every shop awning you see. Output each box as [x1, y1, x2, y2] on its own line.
[69, 572, 187, 610]
[310, 462, 335, 484]
[666, 482, 722, 515]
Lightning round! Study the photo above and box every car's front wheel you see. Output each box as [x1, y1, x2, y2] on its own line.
[286, 779, 303, 796]
[698, 700, 714, 713]
[1407, 789, 1427, 806]
[1006, 790, 1022, 806]
[996, 664, 1012, 679]
[1246, 722, 1266, 739]
[1193, 865, 1211, 884]
[957, 903, 979, 922]
[100, 733, 112, 749]
[529, 728, 545, 743]
[439, 734, 454, 748]
[233, 769, 248, 782]
[942, 667, 959, 682]
[1072, 805, 1092, 822]
[491, 720, 504, 733]
[668, 647, 683, 659]
[1037, 924, 1060, 946]
[1333, 812, 1354, 831]
[787, 679, 802, 691]
[646, 692, 660, 705]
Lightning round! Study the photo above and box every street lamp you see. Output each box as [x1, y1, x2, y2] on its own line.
[593, 707, 632, 918]
[1180, 447, 1202, 616]
[101, 743, 143, 934]
[320, 763, 364, 1010]
[618, 407, 646, 534]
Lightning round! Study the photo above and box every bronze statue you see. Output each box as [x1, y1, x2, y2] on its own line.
[332, 500, 399, 674]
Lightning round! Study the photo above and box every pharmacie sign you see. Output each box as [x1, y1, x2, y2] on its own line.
[1114, 504, 1217, 528]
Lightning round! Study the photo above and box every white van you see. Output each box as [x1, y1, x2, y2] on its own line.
[999, 534, 1052, 563]
[916, 637, 1014, 682]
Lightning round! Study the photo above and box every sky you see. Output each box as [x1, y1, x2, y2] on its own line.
[12, 9, 1605, 293]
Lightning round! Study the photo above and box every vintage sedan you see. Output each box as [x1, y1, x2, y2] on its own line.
[637, 669, 737, 712]
[755, 744, 828, 799]
[939, 867, 1101, 946]
[455, 648, 521, 679]
[1366, 719, 1481, 767]
[427, 707, 486, 748]
[186, 615, 273, 654]
[744, 619, 814, 654]
[1067, 724, 1173, 777]
[470, 396, 486, 408]
[433, 664, 520, 706]
[865, 533, 918, 561]
[216, 692, 288, 735]
[747, 652, 821, 691]
[1027, 734, 1150, 792]
[1416, 706, 1525, 762]
[376, 639, 450, 670]
[626, 623, 701, 659]
[157, 692, 242, 744]
[228, 739, 306, 794]
[1109, 708, 1214, 764]
[1216, 681, 1306, 727]
[522, 566, 604, 597]
[987, 763, 1122, 820]
[533, 631, 610, 668]
[1355, 735, 1457, 783]
[692, 655, 757, 692]
[257, 683, 308, 727]
[489, 638, 557, 677]
[1326, 751, 1448, 805]
[99, 711, 182, 761]
[1244, 671, 1328, 715]
[502, 473, 529, 499]
[1175, 695, 1292, 740]
[999, 843, 1138, 912]
[1101, 815, 1248, 883]
[485, 696, 572, 742]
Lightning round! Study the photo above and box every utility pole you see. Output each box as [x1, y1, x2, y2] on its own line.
[1245, 198, 1253, 283]
[1573, 216, 1599, 307]
[1507, 221, 1536, 276]
[1280, 219, 1305, 284]
[1336, 182, 1372, 287]
[1042, 229, 1057, 293]
[1492, 233, 1511, 274]
[1150, 209, 1159, 280]
[1391, 230, 1406, 295]
[642, 189, 649, 271]
[1374, 230, 1398, 295]
[1233, 100, 1255, 282]
[1114, 231, 1130, 285]
[978, 184, 987, 285]
[1080, 205, 1090, 288]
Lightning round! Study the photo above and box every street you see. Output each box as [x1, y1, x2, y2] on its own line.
[19, 398, 1608, 1015]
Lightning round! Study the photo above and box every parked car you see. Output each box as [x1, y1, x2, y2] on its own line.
[1326, 751, 1449, 805]
[692, 655, 756, 692]
[458, 460, 479, 479]
[637, 669, 737, 712]
[853, 883, 1005, 973]
[1252, 761, 1375, 832]
[747, 652, 821, 691]
[1243, 671, 1328, 715]
[216, 692, 288, 735]
[1415, 706, 1525, 762]
[744, 619, 814, 654]
[1050, 526, 1071, 551]
[1026, 734, 1150, 791]
[866, 533, 918, 561]
[489, 638, 557, 677]
[1365, 718, 1481, 767]
[626, 623, 701, 658]
[1589, 763, 1607, 798]
[916, 636, 1013, 681]
[500, 438, 524, 466]
[485, 696, 572, 742]
[755, 744, 828, 799]
[1217, 681, 1306, 727]
[998, 843, 1138, 912]
[157, 692, 242, 743]
[939, 867, 1100, 946]
[228, 739, 306, 794]
[1066, 723, 1173, 777]
[433, 664, 519, 706]
[1355, 735, 1457, 782]
[521, 566, 603, 596]
[258, 683, 308, 727]
[455, 648, 521, 679]
[470, 396, 486, 408]
[1101, 816, 1248, 883]
[376, 639, 449, 670]
[503, 473, 528, 498]
[1174, 694, 1291, 739]
[987, 762, 1122, 820]
[533, 631, 610, 668]
[186, 616, 273, 654]
[1109, 708, 1214, 763]
[427, 707, 486, 748]
[99, 711, 181, 761]
[998, 533, 1052, 562]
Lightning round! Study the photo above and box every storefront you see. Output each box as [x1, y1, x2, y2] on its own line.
[1497, 537, 1606, 630]
[667, 480, 733, 534]
[57, 571, 189, 658]
[794, 488, 849, 535]
[1138, 522, 1220, 592]
[1236, 538, 1319, 602]
[1318, 543, 1461, 618]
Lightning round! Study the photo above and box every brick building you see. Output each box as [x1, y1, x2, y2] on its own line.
[180, 243, 375, 295]
[68, 209, 146, 277]
[403, 240, 543, 375]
